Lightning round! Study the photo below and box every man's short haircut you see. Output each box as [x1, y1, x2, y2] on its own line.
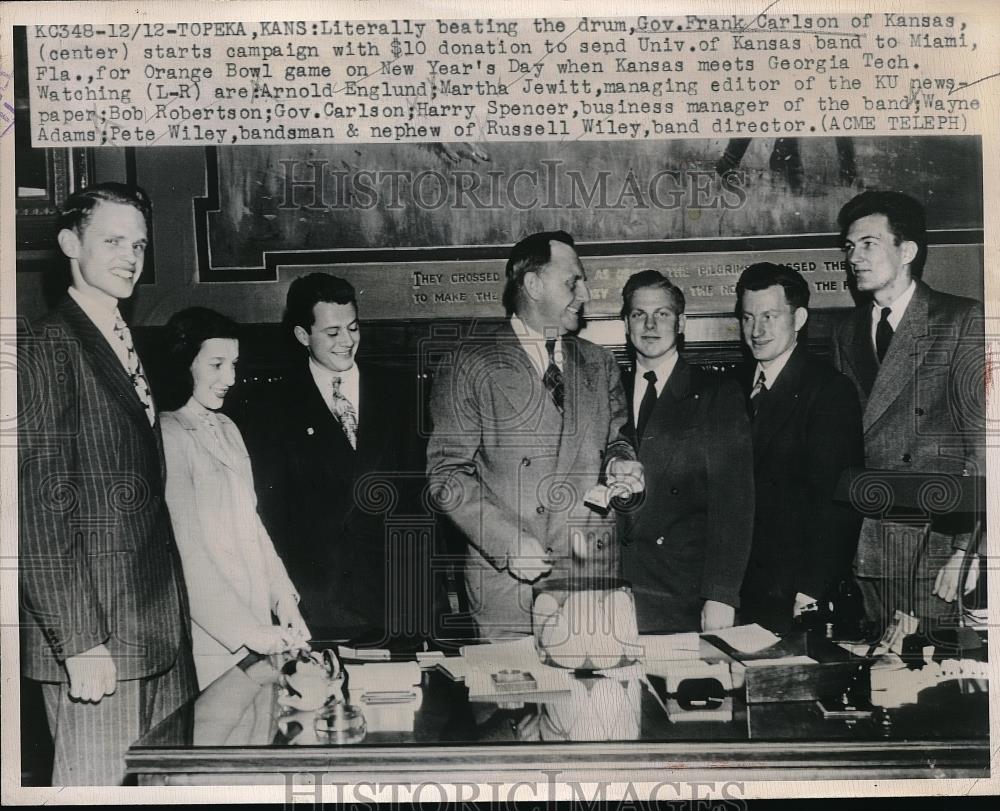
[502, 230, 575, 316]
[837, 190, 927, 278]
[736, 262, 810, 313]
[285, 273, 358, 331]
[620, 269, 686, 318]
[57, 182, 152, 234]
[161, 306, 240, 411]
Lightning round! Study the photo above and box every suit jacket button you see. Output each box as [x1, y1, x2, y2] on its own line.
[915, 408, 924, 416]
[655, 537, 664, 545]
[670, 487, 679, 495]
[521, 457, 531, 467]
[536, 505, 546, 515]
[902, 454, 912, 464]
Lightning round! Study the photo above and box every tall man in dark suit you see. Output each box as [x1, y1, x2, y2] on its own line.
[18, 183, 196, 785]
[427, 232, 644, 638]
[831, 191, 985, 636]
[241, 274, 429, 640]
[735, 263, 864, 634]
[618, 270, 754, 633]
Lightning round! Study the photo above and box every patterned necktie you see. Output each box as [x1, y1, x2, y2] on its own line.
[750, 369, 768, 418]
[112, 311, 155, 426]
[875, 306, 893, 363]
[543, 338, 564, 414]
[330, 376, 358, 449]
[635, 370, 658, 446]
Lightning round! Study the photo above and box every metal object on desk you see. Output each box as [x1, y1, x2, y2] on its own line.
[663, 661, 734, 722]
[313, 700, 367, 744]
[277, 648, 346, 711]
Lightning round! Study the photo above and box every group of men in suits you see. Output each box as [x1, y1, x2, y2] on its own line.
[18, 183, 984, 784]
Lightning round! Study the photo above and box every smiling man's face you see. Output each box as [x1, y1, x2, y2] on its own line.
[531, 240, 590, 334]
[295, 301, 360, 373]
[60, 200, 148, 306]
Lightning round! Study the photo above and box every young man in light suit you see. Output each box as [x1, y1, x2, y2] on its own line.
[18, 183, 196, 785]
[427, 231, 645, 639]
[831, 190, 985, 637]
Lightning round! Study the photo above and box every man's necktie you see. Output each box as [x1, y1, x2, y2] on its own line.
[875, 306, 893, 363]
[635, 370, 657, 445]
[330, 377, 358, 449]
[543, 338, 564, 414]
[112, 311, 155, 426]
[750, 369, 768, 418]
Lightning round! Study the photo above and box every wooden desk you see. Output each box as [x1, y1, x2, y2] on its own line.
[126, 649, 989, 786]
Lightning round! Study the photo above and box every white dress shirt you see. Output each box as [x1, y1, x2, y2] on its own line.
[68, 286, 131, 371]
[631, 350, 679, 429]
[510, 314, 563, 377]
[308, 357, 360, 416]
[753, 341, 797, 392]
[870, 279, 917, 352]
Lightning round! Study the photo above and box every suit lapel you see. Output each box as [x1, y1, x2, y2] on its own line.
[843, 305, 880, 398]
[487, 322, 547, 416]
[57, 297, 153, 435]
[863, 282, 931, 432]
[553, 336, 597, 479]
[644, 356, 691, 439]
[293, 365, 354, 454]
[751, 345, 806, 451]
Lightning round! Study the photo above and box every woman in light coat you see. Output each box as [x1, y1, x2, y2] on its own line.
[161, 307, 310, 689]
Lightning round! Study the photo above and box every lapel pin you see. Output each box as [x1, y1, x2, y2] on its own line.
[307, 427, 315, 435]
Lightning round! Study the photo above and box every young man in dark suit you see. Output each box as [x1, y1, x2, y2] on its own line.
[831, 191, 985, 637]
[18, 183, 196, 785]
[735, 263, 864, 634]
[618, 270, 754, 633]
[241, 274, 430, 641]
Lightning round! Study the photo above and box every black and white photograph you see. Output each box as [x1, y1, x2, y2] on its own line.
[1, 0, 995, 803]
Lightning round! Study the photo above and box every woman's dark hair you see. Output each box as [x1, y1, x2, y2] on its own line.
[161, 307, 239, 410]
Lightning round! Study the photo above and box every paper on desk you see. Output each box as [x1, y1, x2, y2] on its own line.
[460, 637, 573, 700]
[638, 633, 701, 660]
[337, 645, 391, 661]
[345, 661, 421, 694]
[742, 655, 817, 667]
[706, 624, 781, 654]
[435, 658, 472, 683]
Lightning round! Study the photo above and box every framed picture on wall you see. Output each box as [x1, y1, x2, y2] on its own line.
[13, 25, 93, 261]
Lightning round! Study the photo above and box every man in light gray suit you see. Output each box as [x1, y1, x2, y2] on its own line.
[427, 231, 644, 638]
[832, 190, 985, 638]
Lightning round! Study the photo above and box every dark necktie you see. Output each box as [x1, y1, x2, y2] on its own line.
[635, 370, 658, 445]
[875, 306, 893, 363]
[750, 369, 768, 418]
[543, 338, 564, 414]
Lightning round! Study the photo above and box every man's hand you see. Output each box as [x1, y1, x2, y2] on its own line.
[933, 549, 979, 603]
[245, 624, 303, 655]
[701, 600, 736, 632]
[792, 592, 818, 618]
[64, 643, 116, 703]
[606, 458, 645, 498]
[275, 596, 312, 650]
[507, 536, 554, 583]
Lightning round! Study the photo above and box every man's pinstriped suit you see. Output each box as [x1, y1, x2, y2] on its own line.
[18, 296, 195, 784]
